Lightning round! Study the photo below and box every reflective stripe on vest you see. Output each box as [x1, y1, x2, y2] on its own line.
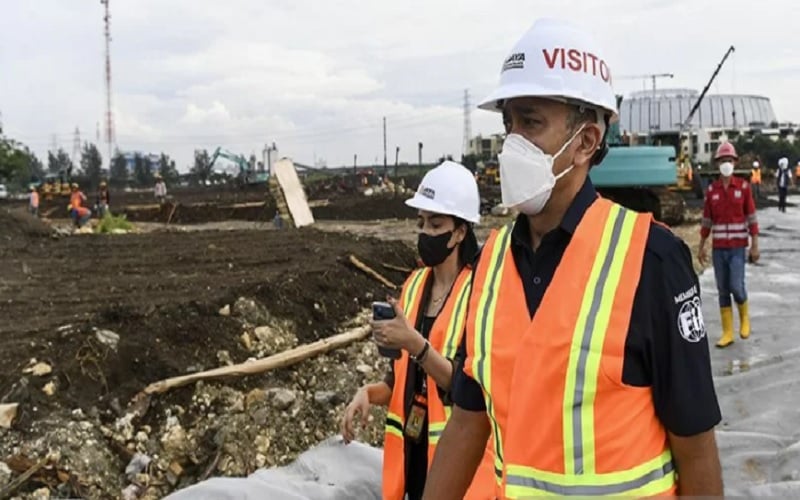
[429, 271, 472, 447]
[382, 267, 496, 500]
[382, 268, 429, 500]
[470, 222, 514, 485]
[469, 200, 676, 498]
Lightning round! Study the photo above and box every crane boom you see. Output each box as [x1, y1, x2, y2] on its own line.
[681, 45, 735, 130]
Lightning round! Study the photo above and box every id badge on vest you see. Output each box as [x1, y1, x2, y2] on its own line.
[404, 393, 427, 442]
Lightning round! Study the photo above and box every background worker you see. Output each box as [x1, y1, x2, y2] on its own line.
[698, 142, 759, 348]
[96, 180, 111, 217]
[776, 157, 794, 212]
[750, 160, 762, 200]
[29, 186, 40, 217]
[154, 174, 168, 205]
[68, 182, 91, 228]
[425, 18, 722, 499]
[795, 160, 800, 186]
[341, 161, 495, 500]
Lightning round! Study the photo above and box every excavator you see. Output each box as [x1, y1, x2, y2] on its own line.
[590, 45, 737, 224]
[208, 147, 269, 187]
[589, 94, 686, 225]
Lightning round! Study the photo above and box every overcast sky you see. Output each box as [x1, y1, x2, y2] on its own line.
[1, 0, 798, 171]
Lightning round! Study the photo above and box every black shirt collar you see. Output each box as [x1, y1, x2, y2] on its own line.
[511, 178, 598, 248]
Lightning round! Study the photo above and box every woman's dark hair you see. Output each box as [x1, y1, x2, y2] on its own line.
[453, 217, 479, 268]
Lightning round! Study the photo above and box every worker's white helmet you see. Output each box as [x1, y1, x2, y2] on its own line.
[478, 18, 618, 121]
[752, 161, 760, 167]
[406, 161, 481, 224]
[779, 157, 789, 168]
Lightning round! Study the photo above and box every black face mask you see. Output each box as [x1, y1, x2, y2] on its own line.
[417, 231, 455, 267]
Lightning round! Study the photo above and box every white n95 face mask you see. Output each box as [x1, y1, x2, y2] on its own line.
[498, 125, 585, 215]
[719, 162, 734, 177]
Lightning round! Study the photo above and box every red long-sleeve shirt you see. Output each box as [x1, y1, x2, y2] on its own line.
[700, 176, 758, 249]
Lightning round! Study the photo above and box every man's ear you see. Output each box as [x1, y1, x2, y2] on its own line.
[575, 123, 604, 167]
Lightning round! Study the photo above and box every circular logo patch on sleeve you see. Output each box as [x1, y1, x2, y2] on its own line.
[678, 296, 706, 343]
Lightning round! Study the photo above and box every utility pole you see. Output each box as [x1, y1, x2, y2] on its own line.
[101, 0, 115, 178]
[72, 127, 82, 168]
[463, 89, 472, 158]
[418, 142, 423, 167]
[394, 146, 400, 178]
[382, 117, 387, 177]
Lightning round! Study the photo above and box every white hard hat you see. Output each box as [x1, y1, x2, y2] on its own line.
[478, 18, 618, 121]
[779, 157, 789, 168]
[752, 161, 760, 167]
[406, 161, 481, 224]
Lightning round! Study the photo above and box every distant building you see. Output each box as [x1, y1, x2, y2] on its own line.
[468, 133, 505, 159]
[120, 152, 160, 173]
[619, 89, 798, 164]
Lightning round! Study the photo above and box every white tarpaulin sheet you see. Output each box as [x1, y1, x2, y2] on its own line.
[274, 159, 315, 228]
[705, 197, 800, 496]
[169, 197, 800, 498]
[165, 437, 382, 500]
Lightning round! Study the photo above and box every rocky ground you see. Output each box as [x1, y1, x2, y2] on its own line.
[0, 186, 707, 499]
[0, 207, 413, 499]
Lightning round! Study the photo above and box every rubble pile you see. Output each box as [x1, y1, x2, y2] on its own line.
[0, 317, 391, 499]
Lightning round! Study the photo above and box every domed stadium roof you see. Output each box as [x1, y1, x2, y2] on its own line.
[619, 89, 777, 134]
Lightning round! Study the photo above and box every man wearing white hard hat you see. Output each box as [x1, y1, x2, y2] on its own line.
[425, 19, 722, 499]
[341, 161, 496, 500]
[776, 157, 794, 212]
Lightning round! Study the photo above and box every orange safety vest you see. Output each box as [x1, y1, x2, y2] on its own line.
[69, 191, 84, 209]
[30, 191, 40, 208]
[796, 165, 800, 178]
[383, 267, 496, 500]
[464, 198, 677, 499]
[751, 168, 762, 184]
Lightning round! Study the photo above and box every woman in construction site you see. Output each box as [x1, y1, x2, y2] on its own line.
[341, 160, 495, 500]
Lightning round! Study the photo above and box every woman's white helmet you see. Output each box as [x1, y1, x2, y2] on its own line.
[405, 161, 481, 224]
[478, 18, 618, 121]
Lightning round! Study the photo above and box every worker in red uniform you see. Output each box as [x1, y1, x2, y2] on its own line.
[698, 142, 759, 348]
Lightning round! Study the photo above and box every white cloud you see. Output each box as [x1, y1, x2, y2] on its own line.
[1, 0, 798, 170]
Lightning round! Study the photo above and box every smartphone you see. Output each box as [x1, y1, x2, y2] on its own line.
[372, 301, 401, 359]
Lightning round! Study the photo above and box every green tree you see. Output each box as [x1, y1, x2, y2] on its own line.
[159, 153, 179, 183]
[0, 135, 42, 188]
[110, 152, 129, 188]
[47, 148, 73, 176]
[80, 143, 104, 188]
[133, 154, 155, 187]
[191, 149, 212, 184]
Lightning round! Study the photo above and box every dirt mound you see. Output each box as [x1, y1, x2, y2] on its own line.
[0, 227, 414, 421]
[0, 225, 415, 498]
[313, 195, 415, 221]
[122, 201, 277, 224]
[0, 208, 52, 240]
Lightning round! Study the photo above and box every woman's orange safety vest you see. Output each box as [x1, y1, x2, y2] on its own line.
[383, 266, 496, 500]
[751, 168, 762, 184]
[464, 198, 677, 498]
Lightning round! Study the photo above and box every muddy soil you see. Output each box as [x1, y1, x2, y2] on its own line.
[120, 200, 277, 224]
[0, 224, 415, 420]
[312, 195, 415, 221]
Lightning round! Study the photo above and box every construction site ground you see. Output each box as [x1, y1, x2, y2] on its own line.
[0, 185, 796, 498]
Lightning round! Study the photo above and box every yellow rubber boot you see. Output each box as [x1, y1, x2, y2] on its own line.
[737, 301, 751, 339]
[716, 307, 735, 348]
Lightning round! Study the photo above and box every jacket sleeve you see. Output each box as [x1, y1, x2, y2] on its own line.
[743, 184, 759, 235]
[700, 188, 713, 238]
